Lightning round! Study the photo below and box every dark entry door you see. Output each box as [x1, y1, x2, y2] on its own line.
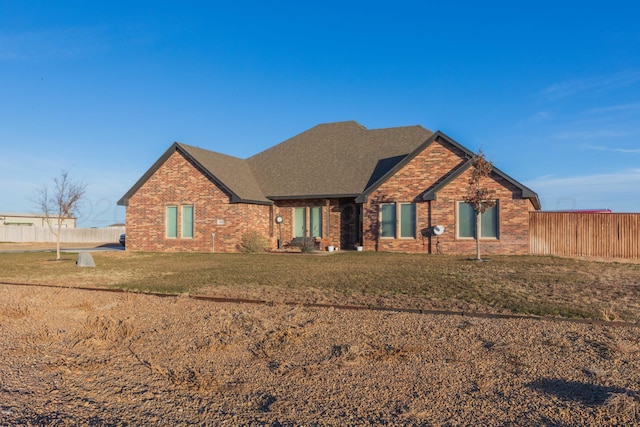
[339, 200, 360, 249]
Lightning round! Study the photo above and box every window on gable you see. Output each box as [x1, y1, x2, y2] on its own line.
[167, 204, 195, 239]
[166, 206, 178, 238]
[400, 203, 416, 238]
[182, 205, 194, 238]
[480, 203, 498, 238]
[380, 203, 396, 238]
[457, 201, 499, 239]
[381, 202, 417, 239]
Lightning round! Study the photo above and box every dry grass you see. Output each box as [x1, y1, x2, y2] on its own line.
[0, 302, 31, 319]
[72, 315, 135, 345]
[1, 251, 639, 321]
[604, 392, 640, 423]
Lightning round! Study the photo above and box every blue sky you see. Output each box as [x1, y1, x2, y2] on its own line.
[1, 1, 639, 227]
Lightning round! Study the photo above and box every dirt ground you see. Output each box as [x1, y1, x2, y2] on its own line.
[1, 284, 640, 426]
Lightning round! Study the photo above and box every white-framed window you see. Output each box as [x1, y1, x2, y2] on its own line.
[167, 204, 194, 239]
[309, 207, 323, 238]
[181, 205, 194, 238]
[294, 206, 323, 238]
[166, 205, 178, 238]
[380, 203, 396, 238]
[380, 202, 416, 239]
[294, 207, 306, 238]
[457, 201, 499, 239]
[400, 203, 416, 238]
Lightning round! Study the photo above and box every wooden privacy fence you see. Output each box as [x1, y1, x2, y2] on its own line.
[0, 225, 125, 243]
[530, 212, 640, 259]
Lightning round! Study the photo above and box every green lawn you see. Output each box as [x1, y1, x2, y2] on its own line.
[1, 250, 639, 322]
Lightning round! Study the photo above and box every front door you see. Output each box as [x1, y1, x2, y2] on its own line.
[339, 200, 360, 249]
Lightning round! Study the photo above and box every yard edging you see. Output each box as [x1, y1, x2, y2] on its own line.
[1, 280, 638, 329]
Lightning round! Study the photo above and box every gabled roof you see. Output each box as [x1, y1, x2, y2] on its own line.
[178, 143, 271, 204]
[417, 133, 541, 210]
[117, 142, 271, 206]
[247, 121, 433, 198]
[355, 131, 464, 203]
[118, 121, 540, 210]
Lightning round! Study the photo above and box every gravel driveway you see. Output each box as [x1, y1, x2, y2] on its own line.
[1, 284, 639, 425]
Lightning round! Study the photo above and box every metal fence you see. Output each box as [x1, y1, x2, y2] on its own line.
[0, 225, 125, 243]
[529, 212, 640, 259]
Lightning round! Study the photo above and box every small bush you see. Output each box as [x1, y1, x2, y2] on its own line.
[299, 237, 316, 253]
[240, 231, 269, 253]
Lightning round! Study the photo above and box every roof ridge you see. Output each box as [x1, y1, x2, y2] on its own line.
[177, 142, 246, 161]
[315, 120, 364, 127]
[366, 124, 432, 133]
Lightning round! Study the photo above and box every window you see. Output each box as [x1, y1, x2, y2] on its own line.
[293, 207, 323, 238]
[457, 201, 499, 239]
[166, 206, 178, 238]
[480, 204, 498, 238]
[293, 207, 306, 238]
[458, 202, 475, 238]
[400, 203, 416, 238]
[381, 203, 417, 239]
[167, 204, 194, 239]
[182, 205, 194, 238]
[380, 203, 396, 238]
[309, 207, 322, 237]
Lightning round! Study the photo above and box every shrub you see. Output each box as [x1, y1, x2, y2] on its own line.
[299, 237, 316, 253]
[240, 231, 269, 253]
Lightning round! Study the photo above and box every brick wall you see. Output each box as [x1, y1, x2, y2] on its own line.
[427, 171, 535, 256]
[362, 137, 534, 255]
[125, 140, 534, 255]
[126, 150, 271, 252]
[273, 198, 344, 248]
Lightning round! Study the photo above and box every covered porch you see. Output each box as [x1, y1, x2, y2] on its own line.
[270, 198, 362, 251]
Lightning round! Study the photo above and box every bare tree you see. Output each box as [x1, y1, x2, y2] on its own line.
[463, 150, 496, 261]
[34, 170, 86, 260]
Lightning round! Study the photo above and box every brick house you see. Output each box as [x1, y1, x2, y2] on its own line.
[118, 121, 540, 254]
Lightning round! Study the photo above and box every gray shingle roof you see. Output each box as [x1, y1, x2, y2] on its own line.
[247, 121, 434, 198]
[421, 155, 542, 210]
[117, 142, 271, 206]
[118, 121, 540, 210]
[178, 143, 270, 204]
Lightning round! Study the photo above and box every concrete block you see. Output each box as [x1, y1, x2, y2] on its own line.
[76, 252, 96, 268]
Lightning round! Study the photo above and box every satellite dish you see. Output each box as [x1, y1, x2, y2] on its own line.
[433, 225, 445, 235]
